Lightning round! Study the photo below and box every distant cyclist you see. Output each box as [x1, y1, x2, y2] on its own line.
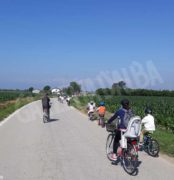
[139, 107, 156, 146]
[87, 101, 96, 118]
[66, 96, 71, 106]
[107, 99, 134, 161]
[42, 93, 51, 119]
[97, 102, 106, 127]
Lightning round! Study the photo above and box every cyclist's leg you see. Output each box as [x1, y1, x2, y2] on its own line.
[140, 129, 147, 143]
[48, 108, 50, 119]
[98, 114, 100, 125]
[113, 130, 121, 154]
[98, 114, 103, 125]
[87, 111, 90, 117]
[44, 107, 50, 118]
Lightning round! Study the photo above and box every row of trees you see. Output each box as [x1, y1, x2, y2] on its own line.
[62, 82, 81, 96]
[3, 79, 173, 97]
[27, 82, 82, 96]
[28, 86, 51, 93]
[96, 81, 174, 97]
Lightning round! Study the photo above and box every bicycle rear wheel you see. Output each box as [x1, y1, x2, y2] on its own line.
[43, 110, 48, 123]
[148, 139, 160, 157]
[106, 133, 114, 161]
[122, 143, 138, 175]
[43, 115, 48, 123]
[100, 117, 105, 127]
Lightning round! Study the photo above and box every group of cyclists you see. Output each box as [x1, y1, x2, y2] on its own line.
[42, 93, 156, 162]
[87, 98, 156, 161]
[58, 95, 71, 105]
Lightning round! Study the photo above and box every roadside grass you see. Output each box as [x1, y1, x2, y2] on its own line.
[152, 129, 174, 157]
[0, 96, 41, 121]
[71, 96, 174, 157]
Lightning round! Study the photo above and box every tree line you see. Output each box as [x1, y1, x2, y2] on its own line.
[96, 81, 174, 97]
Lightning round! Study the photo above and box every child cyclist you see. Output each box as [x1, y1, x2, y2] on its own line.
[139, 107, 156, 146]
[97, 102, 106, 127]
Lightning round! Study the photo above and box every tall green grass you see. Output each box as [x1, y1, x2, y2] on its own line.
[0, 96, 41, 121]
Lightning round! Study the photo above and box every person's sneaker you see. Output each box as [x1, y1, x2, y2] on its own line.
[111, 153, 117, 161]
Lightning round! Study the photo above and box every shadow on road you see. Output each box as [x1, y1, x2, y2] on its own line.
[47, 119, 60, 123]
[111, 159, 142, 176]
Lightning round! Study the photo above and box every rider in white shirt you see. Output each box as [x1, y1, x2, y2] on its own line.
[140, 107, 155, 144]
[87, 101, 96, 116]
[66, 96, 71, 106]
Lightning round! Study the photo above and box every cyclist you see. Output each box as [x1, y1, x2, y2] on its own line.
[139, 107, 155, 146]
[87, 101, 96, 117]
[97, 102, 106, 127]
[66, 96, 71, 106]
[42, 93, 51, 120]
[107, 99, 134, 161]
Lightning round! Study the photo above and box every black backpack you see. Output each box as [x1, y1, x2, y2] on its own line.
[123, 109, 134, 128]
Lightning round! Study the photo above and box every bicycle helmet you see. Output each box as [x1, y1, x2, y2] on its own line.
[121, 99, 129, 109]
[145, 107, 152, 114]
[90, 101, 94, 105]
[100, 102, 105, 106]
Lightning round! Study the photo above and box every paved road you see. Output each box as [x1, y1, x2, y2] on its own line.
[0, 98, 174, 180]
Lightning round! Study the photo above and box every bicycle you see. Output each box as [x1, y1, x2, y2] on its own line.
[88, 111, 95, 121]
[98, 115, 105, 128]
[139, 132, 160, 157]
[43, 102, 52, 123]
[106, 124, 139, 175]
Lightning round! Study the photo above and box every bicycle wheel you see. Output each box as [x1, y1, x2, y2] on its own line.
[43, 111, 48, 123]
[122, 143, 138, 175]
[43, 115, 48, 123]
[148, 139, 160, 157]
[106, 133, 114, 161]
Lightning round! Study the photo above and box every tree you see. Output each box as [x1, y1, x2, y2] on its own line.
[62, 87, 73, 96]
[112, 83, 119, 89]
[112, 81, 126, 89]
[43, 85, 51, 92]
[96, 88, 105, 96]
[28, 87, 34, 93]
[70, 81, 81, 94]
[118, 81, 126, 89]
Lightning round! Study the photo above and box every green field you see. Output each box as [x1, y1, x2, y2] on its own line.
[0, 91, 33, 102]
[0, 91, 41, 121]
[83, 95, 174, 132]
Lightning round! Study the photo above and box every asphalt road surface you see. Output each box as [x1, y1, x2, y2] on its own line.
[0, 98, 173, 180]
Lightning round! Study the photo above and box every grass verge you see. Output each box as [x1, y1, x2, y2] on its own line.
[153, 129, 174, 157]
[0, 96, 41, 121]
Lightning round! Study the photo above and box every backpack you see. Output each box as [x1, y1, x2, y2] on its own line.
[122, 109, 134, 128]
[124, 116, 142, 138]
[98, 106, 106, 115]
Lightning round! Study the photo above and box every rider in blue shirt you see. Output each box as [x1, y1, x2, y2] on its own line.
[107, 99, 134, 161]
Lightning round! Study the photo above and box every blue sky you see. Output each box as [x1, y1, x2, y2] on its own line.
[0, 0, 174, 90]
